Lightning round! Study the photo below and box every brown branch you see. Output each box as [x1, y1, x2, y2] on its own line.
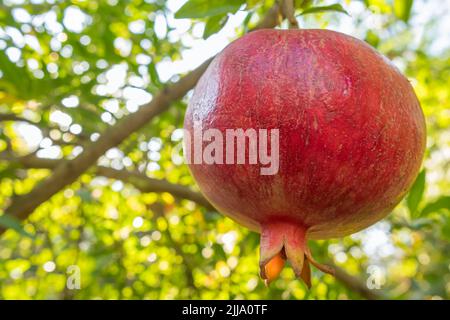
[331, 263, 385, 300]
[280, 0, 299, 29]
[95, 166, 215, 210]
[2, 153, 384, 300]
[2, 4, 280, 226]
[0, 113, 36, 125]
[0, 154, 214, 212]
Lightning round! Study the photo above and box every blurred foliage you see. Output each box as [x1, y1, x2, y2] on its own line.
[0, 0, 449, 300]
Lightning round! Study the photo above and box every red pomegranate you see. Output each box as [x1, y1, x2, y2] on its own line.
[184, 29, 426, 286]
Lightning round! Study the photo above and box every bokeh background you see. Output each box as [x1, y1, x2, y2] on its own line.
[0, 0, 449, 299]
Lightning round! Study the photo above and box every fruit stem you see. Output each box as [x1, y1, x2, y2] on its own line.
[280, 0, 299, 29]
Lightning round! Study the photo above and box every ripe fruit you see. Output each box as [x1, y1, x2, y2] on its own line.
[184, 29, 426, 286]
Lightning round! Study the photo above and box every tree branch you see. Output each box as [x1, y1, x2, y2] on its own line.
[280, 0, 299, 29]
[0, 154, 214, 211]
[331, 263, 385, 300]
[0, 113, 36, 125]
[95, 166, 215, 210]
[2, 3, 280, 225]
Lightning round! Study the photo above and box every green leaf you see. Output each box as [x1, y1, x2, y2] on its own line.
[406, 169, 426, 217]
[393, 0, 413, 23]
[0, 214, 35, 238]
[366, 30, 380, 47]
[0, 166, 20, 179]
[203, 14, 229, 39]
[300, 3, 349, 16]
[246, 0, 261, 9]
[175, 0, 245, 19]
[242, 11, 253, 33]
[77, 188, 94, 203]
[442, 216, 450, 241]
[421, 196, 450, 216]
[212, 243, 227, 260]
[296, 0, 314, 9]
[409, 217, 433, 230]
[241, 231, 259, 254]
[148, 62, 161, 87]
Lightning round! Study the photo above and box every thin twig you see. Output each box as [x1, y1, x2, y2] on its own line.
[280, 0, 299, 29]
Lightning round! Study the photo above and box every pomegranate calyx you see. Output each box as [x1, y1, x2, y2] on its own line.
[259, 221, 334, 287]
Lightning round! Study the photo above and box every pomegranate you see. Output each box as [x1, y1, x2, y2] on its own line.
[184, 29, 426, 286]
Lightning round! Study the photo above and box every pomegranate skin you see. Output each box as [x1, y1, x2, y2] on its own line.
[184, 29, 426, 283]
